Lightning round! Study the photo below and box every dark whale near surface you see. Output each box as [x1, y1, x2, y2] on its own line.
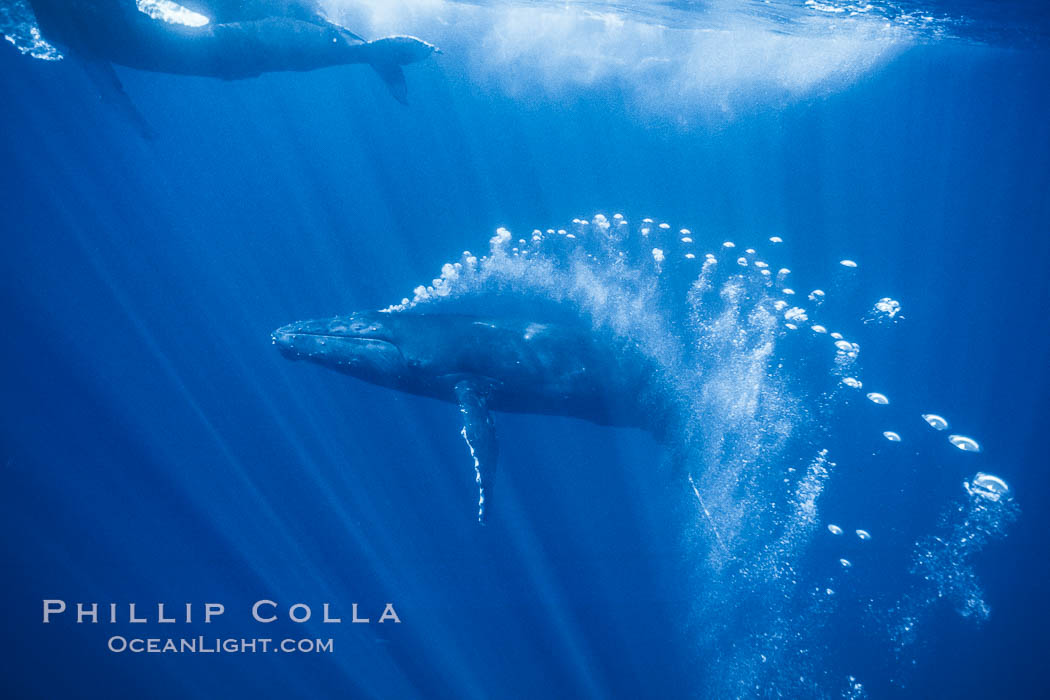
[273, 311, 668, 522]
[24, 0, 438, 134]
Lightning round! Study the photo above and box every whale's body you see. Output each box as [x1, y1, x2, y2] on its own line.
[273, 311, 664, 521]
[29, 1, 434, 81]
[25, 0, 437, 134]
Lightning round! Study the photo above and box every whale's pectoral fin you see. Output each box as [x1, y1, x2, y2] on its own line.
[454, 379, 498, 524]
[80, 58, 158, 140]
[371, 63, 408, 105]
[363, 36, 439, 105]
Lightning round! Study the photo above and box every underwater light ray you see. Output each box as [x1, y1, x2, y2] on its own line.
[18, 252, 401, 696]
[497, 500, 616, 698]
[46, 207, 389, 698]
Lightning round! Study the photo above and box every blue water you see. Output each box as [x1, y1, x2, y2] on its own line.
[1, 2, 1048, 698]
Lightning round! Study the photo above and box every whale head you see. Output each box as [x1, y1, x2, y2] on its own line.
[272, 312, 410, 386]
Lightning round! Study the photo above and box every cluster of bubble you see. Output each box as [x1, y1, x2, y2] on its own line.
[394, 211, 1008, 525]
[399, 213, 873, 379]
[884, 467, 1019, 669]
[386, 214, 696, 374]
[393, 214, 846, 694]
[920, 412, 983, 453]
[385, 213, 1013, 698]
[864, 297, 903, 324]
[827, 523, 872, 541]
[837, 362, 984, 456]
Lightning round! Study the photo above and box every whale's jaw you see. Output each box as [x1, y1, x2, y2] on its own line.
[271, 317, 407, 381]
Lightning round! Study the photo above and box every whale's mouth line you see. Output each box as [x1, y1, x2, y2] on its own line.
[277, 332, 398, 346]
[272, 328, 402, 354]
[283, 331, 366, 340]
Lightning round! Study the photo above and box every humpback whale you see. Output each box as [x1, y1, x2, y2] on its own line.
[25, 0, 438, 134]
[273, 311, 667, 522]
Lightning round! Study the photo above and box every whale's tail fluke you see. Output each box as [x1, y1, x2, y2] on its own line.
[362, 35, 440, 105]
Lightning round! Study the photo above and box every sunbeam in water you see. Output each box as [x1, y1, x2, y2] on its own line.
[382, 213, 1017, 698]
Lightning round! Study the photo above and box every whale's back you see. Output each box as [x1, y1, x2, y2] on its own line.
[391, 314, 659, 428]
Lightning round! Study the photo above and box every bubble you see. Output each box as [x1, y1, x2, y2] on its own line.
[680, 228, 691, 234]
[922, 414, 949, 430]
[659, 222, 671, 229]
[830, 332, 843, 340]
[866, 392, 889, 405]
[492, 227, 512, 245]
[769, 236, 784, 243]
[722, 241, 736, 248]
[873, 297, 901, 317]
[782, 288, 795, 295]
[965, 473, 1009, 502]
[948, 435, 981, 453]
[388, 214, 1001, 696]
[910, 469, 1019, 625]
[737, 257, 748, 266]
[681, 237, 694, 243]
[840, 259, 858, 268]
[883, 431, 901, 442]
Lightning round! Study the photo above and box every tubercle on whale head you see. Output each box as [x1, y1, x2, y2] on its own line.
[271, 312, 409, 385]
